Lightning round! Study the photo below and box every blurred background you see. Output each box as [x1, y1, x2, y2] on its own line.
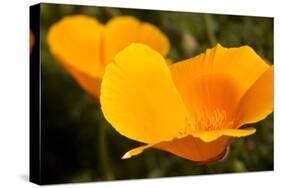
[38, 3, 273, 184]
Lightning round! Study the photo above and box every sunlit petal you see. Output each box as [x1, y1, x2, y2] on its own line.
[100, 43, 188, 143]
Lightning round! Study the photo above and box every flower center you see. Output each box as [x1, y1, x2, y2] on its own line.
[194, 107, 227, 131]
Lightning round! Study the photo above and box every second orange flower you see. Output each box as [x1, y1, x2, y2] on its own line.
[47, 15, 170, 101]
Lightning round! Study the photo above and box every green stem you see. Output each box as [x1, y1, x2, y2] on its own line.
[203, 14, 217, 46]
[98, 122, 114, 180]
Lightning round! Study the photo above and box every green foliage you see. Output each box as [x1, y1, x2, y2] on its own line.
[39, 3, 273, 184]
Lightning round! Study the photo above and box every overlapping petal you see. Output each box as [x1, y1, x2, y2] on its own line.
[100, 43, 188, 144]
[235, 66, 274, 127]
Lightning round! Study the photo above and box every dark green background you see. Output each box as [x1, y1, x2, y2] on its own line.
[39, 3, 273, 184]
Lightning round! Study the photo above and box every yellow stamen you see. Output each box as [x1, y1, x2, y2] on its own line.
[194, 108, 227, 131]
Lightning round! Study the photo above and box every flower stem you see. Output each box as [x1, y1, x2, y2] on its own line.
[203, 14, 217, 46]
[98, 121, 114, 180]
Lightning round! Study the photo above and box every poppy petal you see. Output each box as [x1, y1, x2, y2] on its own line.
[47, 15, 104, 97]
[191, 128, 256, 142]
[170, 68, 242, 131]
[213, 44, 270, 96]
[156, 135, 231, 162]
[104, 16, 169, 65]
[235, 66, 274, 127]
[170, 44, 270, 101]
[121, 144, 154, 159]
[138, 22, 170, 57]
[58, 59, 102, 100]
[100, 43, 188, 143]
[123, 135, 232, 162]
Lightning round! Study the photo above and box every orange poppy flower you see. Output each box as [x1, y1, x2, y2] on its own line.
[47, 15, 170, 101]
[100, 43, 273, 162]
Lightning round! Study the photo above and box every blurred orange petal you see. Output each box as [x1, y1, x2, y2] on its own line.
[47, 15, 104, 99]
[104, 16, 169, 65]
[47, 15, 170, 101]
